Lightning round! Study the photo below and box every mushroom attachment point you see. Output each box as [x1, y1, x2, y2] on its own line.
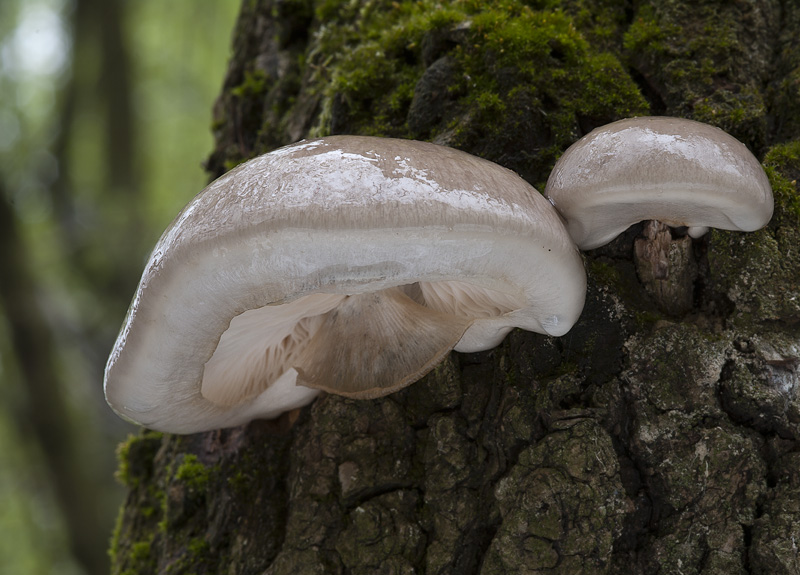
[544, 116, 774, 250]
[104, 136, 586, 433]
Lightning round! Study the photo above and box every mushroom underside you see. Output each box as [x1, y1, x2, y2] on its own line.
[201, 280, 525, 406]
[564, 195, 749, 250]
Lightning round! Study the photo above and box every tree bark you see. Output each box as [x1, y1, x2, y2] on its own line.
[111, 1, 800, 573]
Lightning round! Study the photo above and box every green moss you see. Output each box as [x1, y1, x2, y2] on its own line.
[769, 9, 800, 143]
[459, 7, 644, 126]
[139, 505, 156, 519]
[157, 494, 169, 534]
[110, 443, 165, 575]
[188, 537, 210, 555]
[623, 2, 768, 147]
[443, 2, 647, 179]
[310, 0, 435, 137]
[223, 158, 243, 172]
[623, 6, 678, 56]
[174, 454, 211, 492]
[111, 530, 156, 575]
[307, 0, 646, 153]
[562, 0, 631, 51]
[130, 540, 154, 563]
[228, 470, 249, 491]
[150, 450, 217, 536]
[115, 440, 134, 487]
[691, 83, 766, 142]
[108, 504, 125, 566]
[160, 536, 212, 575]
[231, 69, 269, 99]
[115, 431, 163, 488]
[764, 139, 800, 169]
[764, 140, 800, 224]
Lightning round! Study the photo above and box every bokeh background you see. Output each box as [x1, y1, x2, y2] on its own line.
[0, 1, 241, 573]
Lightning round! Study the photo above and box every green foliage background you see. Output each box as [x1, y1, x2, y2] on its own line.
[0, 1, 240, 573]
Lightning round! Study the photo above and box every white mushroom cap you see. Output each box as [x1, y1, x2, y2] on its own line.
[104, 136, 585, 433]
[544, 116, 774, 250]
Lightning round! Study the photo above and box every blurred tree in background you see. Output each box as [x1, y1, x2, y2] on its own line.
[0, 0, 240, 573]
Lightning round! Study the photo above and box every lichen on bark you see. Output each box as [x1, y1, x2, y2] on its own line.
[112, 0, 800, 573]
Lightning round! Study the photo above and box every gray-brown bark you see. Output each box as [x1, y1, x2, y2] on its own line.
[111, 1, 800, 573]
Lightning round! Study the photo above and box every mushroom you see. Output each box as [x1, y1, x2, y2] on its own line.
[544, 116, 774, 250]
[104, 136, 586, 433]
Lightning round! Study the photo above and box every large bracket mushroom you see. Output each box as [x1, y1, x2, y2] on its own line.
[105, 136, 586, 433]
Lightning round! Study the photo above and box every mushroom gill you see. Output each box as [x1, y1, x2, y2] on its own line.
[201, 280, 525, 406]
[201, 293, 344, 406]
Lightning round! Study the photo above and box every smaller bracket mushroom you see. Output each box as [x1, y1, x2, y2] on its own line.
[104, 136, 586, 433]
[543, 116, 773, 314]
[544, 116, 774, 251]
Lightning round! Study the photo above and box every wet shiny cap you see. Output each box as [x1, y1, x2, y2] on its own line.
[104, 136, 586, 433]
[545, 116, 774, 250]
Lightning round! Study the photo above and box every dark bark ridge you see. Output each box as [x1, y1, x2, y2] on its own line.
[112, 1, 800, 573]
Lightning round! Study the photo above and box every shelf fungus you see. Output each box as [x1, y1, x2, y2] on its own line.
[104, 136, 586, 433]
[544, 116, 774, 251]
[544, 116, 774, 314]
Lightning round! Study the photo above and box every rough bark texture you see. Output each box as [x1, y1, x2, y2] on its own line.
[110, 1, 800, 573]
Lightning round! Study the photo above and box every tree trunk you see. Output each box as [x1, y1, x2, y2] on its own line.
[110, 1, 800, 573]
